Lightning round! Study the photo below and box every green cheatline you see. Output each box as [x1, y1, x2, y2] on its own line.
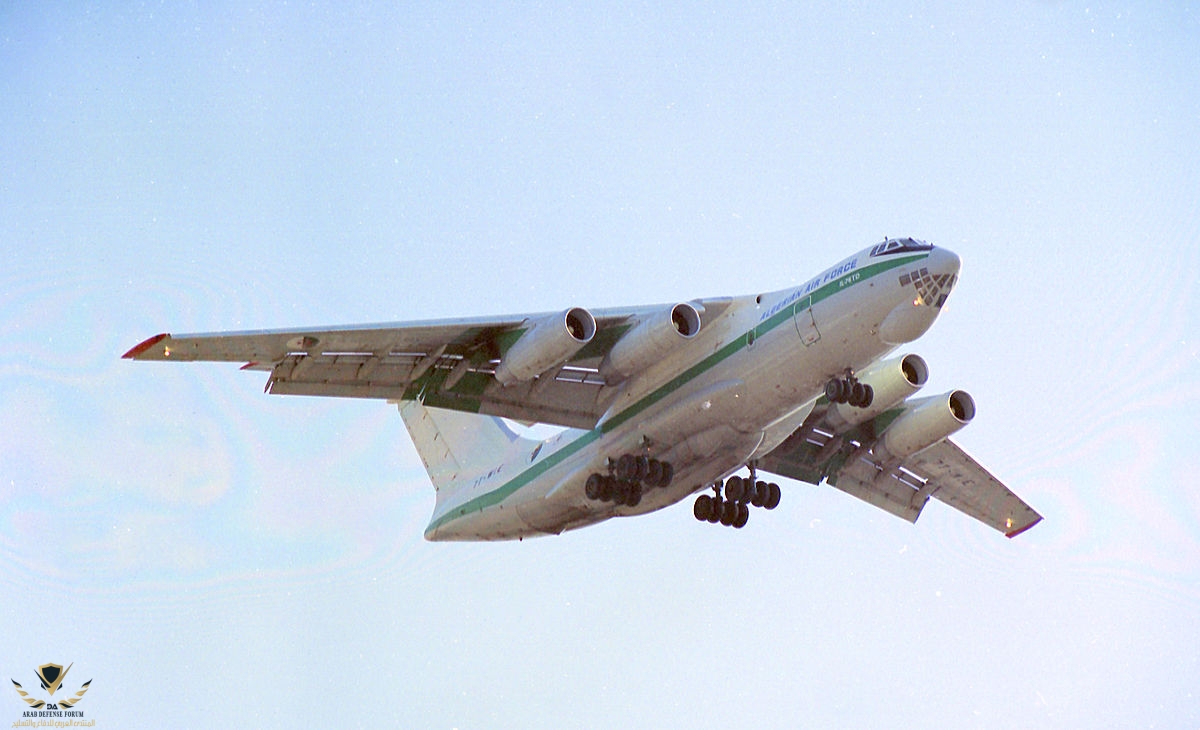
[427, 252, 928, 533]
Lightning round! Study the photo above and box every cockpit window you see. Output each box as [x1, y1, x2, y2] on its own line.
[869, 238, 934, 256]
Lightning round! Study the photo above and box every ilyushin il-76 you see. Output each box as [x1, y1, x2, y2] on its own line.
[126, 238, 1041, 541]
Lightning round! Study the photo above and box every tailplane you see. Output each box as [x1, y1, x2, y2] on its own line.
[396, 400, 530, 492]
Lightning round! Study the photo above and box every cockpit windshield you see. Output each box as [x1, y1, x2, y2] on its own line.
[869, 238, 934, 257]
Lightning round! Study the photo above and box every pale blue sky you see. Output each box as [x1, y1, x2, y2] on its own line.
[2, 3, 1198, 727]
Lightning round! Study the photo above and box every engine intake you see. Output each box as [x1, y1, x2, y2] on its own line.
[494, 307, 596, 386]
[872, 389, 975, 464]
[600, 302, 702, 382]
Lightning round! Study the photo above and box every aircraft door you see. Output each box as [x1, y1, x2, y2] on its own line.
[793, 296, 821, 346]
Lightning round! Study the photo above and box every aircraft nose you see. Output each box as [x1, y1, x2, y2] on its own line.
[908, 246, 960, 309]
[932, 246, 961, 277]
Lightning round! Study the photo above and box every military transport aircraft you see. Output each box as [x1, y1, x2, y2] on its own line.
[125, 238, 1041, 541]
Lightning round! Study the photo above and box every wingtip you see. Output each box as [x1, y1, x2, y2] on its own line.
[1005, 516, 1043, 539]
[123, 333, 170, 359]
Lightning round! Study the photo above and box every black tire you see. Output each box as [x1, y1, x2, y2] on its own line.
[585, 473, 603, 500]
[708, 499, 724, 523]
[850, 382, 868, 408]
[616, 454, 636, 480]
[862, 384, 874, 408]
[725, 475, 745, 502]
[626, 482, 643, 507]
[634, 455, 650, 482]
[694, 495, 712, 521]
[599, 476, 615, 502]
[750, 480, 766, 507]
[646, 459, 664, 487]
[825, 379, 844, 403]
[721, 500, 738, 526]
[657, 462, 674, 488]
[765, 482, 782, 510]
[733, 503, 749, 528]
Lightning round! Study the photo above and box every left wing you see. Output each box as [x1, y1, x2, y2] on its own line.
[760, 400, 1042, 538]
[124, 300, 731, 430]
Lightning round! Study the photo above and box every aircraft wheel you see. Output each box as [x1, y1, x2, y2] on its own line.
[707, 499, 723, 523]
[646, 459, 663, 486]
[626, 482, 643, 507]
[616, 454, 636, 480]
[599, 476, 615, 502]
[825, 379, 845, 403]
[721, 500, 739, 526]
[747, 481, 764, 507]
[585, 473, 603, 500]
[850, 382, 868, 407]
[862, 384, 874, 407]
[733, 503, 750, 528]
[725, 475, 745, 502]
[657, 462, 674, 488]
[694, 494, 713, 521]
[634, 456, 650, 482]
[765, 482, 781, 510]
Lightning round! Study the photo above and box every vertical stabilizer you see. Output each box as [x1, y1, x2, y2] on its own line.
[396, 400, 523, 491]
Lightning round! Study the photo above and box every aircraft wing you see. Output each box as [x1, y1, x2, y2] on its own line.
[123, 300, 732, 430]
[759, 412, 1042, 538]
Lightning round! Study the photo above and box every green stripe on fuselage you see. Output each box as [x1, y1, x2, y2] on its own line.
[426, 252, 927, 534]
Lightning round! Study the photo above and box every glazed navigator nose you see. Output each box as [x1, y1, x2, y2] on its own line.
[910, 247, 960, 309]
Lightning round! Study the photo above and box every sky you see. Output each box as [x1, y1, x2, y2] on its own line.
[2, 2, 1198, 727]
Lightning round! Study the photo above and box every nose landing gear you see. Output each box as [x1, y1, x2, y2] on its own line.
[825, 373, 874, 408]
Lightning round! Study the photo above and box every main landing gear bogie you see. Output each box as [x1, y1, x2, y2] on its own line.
[825, 374, 874, 408]
[692, 475, 781, 529]
[584, 453, 674, 508]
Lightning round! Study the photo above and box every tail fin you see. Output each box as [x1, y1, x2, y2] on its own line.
[397, 400, 528, 492]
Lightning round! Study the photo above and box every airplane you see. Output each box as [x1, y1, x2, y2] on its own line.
[124, 237, 1042, 541]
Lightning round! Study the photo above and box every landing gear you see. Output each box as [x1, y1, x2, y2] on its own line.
[584, 452, 673, 507]
[692, 466, 780, 530]
[825, 374, 874, 408]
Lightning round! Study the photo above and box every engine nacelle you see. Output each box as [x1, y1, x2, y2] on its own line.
[494, 307, 596, 386]
[872, 389, 975, 464]
[825, 353, 928, 430]
[600, 302, 702, 383]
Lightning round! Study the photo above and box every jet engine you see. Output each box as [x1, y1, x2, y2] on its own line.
[600, 302, 702, 383]
[494, 307, 597, 386]
[824, 354, 928, 430]
[872, 389, 975, 464]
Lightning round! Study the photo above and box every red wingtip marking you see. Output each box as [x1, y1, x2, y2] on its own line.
[123, 333, 169, 359]
[240, 362, 260, 371]
[1006, 516, 1043, 539]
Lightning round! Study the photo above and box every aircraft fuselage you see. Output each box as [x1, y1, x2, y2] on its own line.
[425, 243, 961, 540]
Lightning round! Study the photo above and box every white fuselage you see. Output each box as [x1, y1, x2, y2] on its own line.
[425, 245, 961, 540]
